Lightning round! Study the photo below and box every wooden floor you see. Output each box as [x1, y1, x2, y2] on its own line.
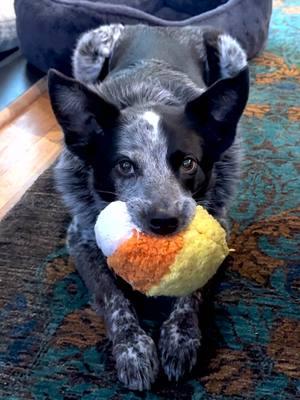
[0, 77, 63, 220]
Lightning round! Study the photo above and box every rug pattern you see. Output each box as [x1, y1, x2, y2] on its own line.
[0, 1, 299, 399]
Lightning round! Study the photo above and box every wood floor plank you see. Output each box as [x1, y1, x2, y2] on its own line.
[0, 81, 63, 221]
[0, 77, 47, 130]
[0, 133, 62, 220]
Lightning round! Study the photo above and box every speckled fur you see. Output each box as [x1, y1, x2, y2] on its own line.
[159, 294, 202, 380]
[73, 24, 124, 84]
[50, 24, 248, 390]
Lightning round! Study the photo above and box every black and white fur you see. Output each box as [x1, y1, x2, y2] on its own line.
[48, 24, 249, 391]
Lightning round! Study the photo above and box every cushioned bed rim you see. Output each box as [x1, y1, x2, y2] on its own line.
[51, 0, 244, 26]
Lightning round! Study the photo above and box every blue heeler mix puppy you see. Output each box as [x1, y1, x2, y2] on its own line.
[48, 24, 249, 390]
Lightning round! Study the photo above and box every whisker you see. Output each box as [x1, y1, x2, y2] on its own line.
[97, 189, 118, 196]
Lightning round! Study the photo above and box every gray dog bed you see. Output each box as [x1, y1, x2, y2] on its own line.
[15, 0, 272, 76]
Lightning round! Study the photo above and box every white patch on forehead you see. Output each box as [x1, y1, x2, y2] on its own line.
[143, 111, 160, 128]
[142, 111, 160, 142]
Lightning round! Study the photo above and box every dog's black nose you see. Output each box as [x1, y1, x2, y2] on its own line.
[149, 212, 179, 235]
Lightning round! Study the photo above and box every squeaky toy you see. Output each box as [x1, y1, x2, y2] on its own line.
[94, 201, 230, 297]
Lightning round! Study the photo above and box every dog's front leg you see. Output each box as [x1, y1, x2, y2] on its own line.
[67, 220, 159, 391]
[159, 293, 202, 381]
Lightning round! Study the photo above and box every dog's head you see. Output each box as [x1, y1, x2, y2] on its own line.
[48, 67, 248, 235]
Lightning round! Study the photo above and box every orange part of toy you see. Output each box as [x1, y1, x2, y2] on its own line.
[107, 230, 184, 292]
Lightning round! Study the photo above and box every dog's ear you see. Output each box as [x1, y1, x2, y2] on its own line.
[48, 69, 119, 160]
[185, 67, 249, 157]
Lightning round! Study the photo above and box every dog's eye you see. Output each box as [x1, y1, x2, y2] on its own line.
[181, 157, 198, 174]
[116, 160, 135, 176]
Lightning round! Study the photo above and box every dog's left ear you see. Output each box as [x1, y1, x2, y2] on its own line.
[185, 67, 249, 157]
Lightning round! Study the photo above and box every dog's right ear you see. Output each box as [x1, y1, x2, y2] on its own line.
[48, 69, 119, 160]
[185, 67, 249, 158]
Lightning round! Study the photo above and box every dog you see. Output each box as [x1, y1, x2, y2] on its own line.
[48, 24, 249, 390]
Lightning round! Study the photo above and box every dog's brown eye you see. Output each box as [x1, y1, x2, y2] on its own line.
[181, 157, 197, 174]
[117, 160, 134, 176]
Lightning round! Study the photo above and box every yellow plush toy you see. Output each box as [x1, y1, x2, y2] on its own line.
[94, 201, 229, 297]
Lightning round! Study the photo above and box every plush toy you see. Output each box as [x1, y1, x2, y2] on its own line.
[94, 201, 230, 297]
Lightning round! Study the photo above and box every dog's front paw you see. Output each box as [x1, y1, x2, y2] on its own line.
[113, 330, 159, 391]
[159, 313, 201, 381]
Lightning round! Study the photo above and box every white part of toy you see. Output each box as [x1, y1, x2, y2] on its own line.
[94, 201, 136, 257]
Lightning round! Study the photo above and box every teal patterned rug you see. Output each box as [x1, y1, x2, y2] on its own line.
[0, 1, 299, 398]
